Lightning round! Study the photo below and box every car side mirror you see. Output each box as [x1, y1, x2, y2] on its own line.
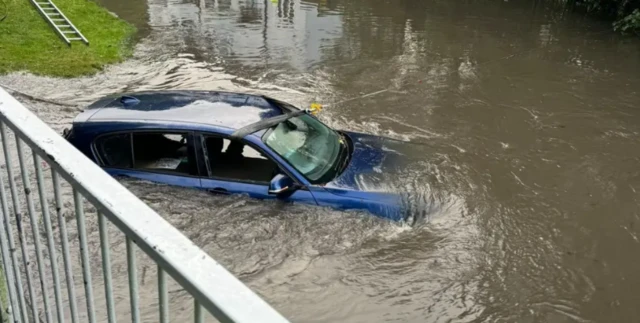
[268, 174, 298, 195]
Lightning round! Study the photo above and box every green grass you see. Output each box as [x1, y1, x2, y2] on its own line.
[0, 0, 136, 77]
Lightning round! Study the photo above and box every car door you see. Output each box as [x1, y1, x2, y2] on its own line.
[93, 130, 201, 188]
[195, 132, 317, 205]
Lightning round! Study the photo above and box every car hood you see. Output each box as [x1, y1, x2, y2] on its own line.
[323, 131, 439, 223]
[324, 131, 413, 194]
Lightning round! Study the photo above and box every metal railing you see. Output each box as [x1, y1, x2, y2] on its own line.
[0, 87, 289, 322]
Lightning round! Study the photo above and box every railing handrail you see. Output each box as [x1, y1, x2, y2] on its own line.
[0, 87, 290, 323]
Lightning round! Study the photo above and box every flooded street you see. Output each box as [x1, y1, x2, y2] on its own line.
[2, 0, 640, 321]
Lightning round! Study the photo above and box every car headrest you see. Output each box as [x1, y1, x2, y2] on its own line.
[205, 137, 223, 153]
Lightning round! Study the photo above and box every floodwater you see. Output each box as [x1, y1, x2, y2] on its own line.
[2, 0, 640, 322]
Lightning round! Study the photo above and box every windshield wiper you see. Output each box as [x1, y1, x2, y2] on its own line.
[336, 133, 351, 174]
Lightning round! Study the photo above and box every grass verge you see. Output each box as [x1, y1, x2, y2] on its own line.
[0, 0, 136, 77]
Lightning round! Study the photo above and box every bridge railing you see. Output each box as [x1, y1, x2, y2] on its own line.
[0, 87, 289, 323]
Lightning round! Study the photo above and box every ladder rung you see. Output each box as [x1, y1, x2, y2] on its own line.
[35, 1, 88, 45]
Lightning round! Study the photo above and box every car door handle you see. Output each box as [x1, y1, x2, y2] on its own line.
[208, 188, 229, 195]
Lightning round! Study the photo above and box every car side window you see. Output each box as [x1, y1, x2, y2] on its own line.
[132, 132, 196, 175]
[202, 135, 278, 183]
[94, 133, 133, 168]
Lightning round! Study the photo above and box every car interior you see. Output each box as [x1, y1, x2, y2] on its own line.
[132, 132, 196, 175]
[203, 136, 278, 183]
[95, 133, 133, 168]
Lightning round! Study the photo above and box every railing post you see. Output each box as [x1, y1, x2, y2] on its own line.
[52, 171, 79, 323]
[158, 266, 169, 323]
[127, 238, 140, 323]
[33, 154, 65, 323]
[98, 212, 116, 323]
[0, 122, 36, 323]
[73, 190, 95, 323]
[194, 300, 203, 323]
[0, 151, 20, 323]
[15, 138, 53, 323]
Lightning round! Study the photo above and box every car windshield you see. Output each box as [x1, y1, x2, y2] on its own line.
[263, 114, 342, 183]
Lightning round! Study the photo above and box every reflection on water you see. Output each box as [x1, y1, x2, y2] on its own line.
[2, 0, 640, 321]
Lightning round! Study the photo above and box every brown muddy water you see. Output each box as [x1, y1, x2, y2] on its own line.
[1, 0, 640, 322]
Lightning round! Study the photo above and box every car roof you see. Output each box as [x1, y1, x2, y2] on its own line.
[74, 90, 291, 132]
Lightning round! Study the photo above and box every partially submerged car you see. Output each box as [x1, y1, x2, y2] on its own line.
[64, 91, 421, 222]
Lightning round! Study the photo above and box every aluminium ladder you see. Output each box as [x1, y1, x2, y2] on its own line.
[30, 0, 89, 46]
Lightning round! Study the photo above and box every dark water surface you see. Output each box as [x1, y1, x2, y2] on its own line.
[3, 0, 640, 321]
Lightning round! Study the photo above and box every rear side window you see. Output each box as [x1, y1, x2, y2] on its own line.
[132, 132, 193, 175]
[94, 131, 196, 175]
[94, 133, 133, 168]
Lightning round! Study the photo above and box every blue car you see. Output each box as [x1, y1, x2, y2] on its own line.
[64, 91, 421, 222]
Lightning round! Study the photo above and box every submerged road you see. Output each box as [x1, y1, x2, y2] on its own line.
[2, 0, 640, 321]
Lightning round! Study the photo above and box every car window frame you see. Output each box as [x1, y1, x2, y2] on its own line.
[197, 131, 307, 188]
[91, 129, 201, 178]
